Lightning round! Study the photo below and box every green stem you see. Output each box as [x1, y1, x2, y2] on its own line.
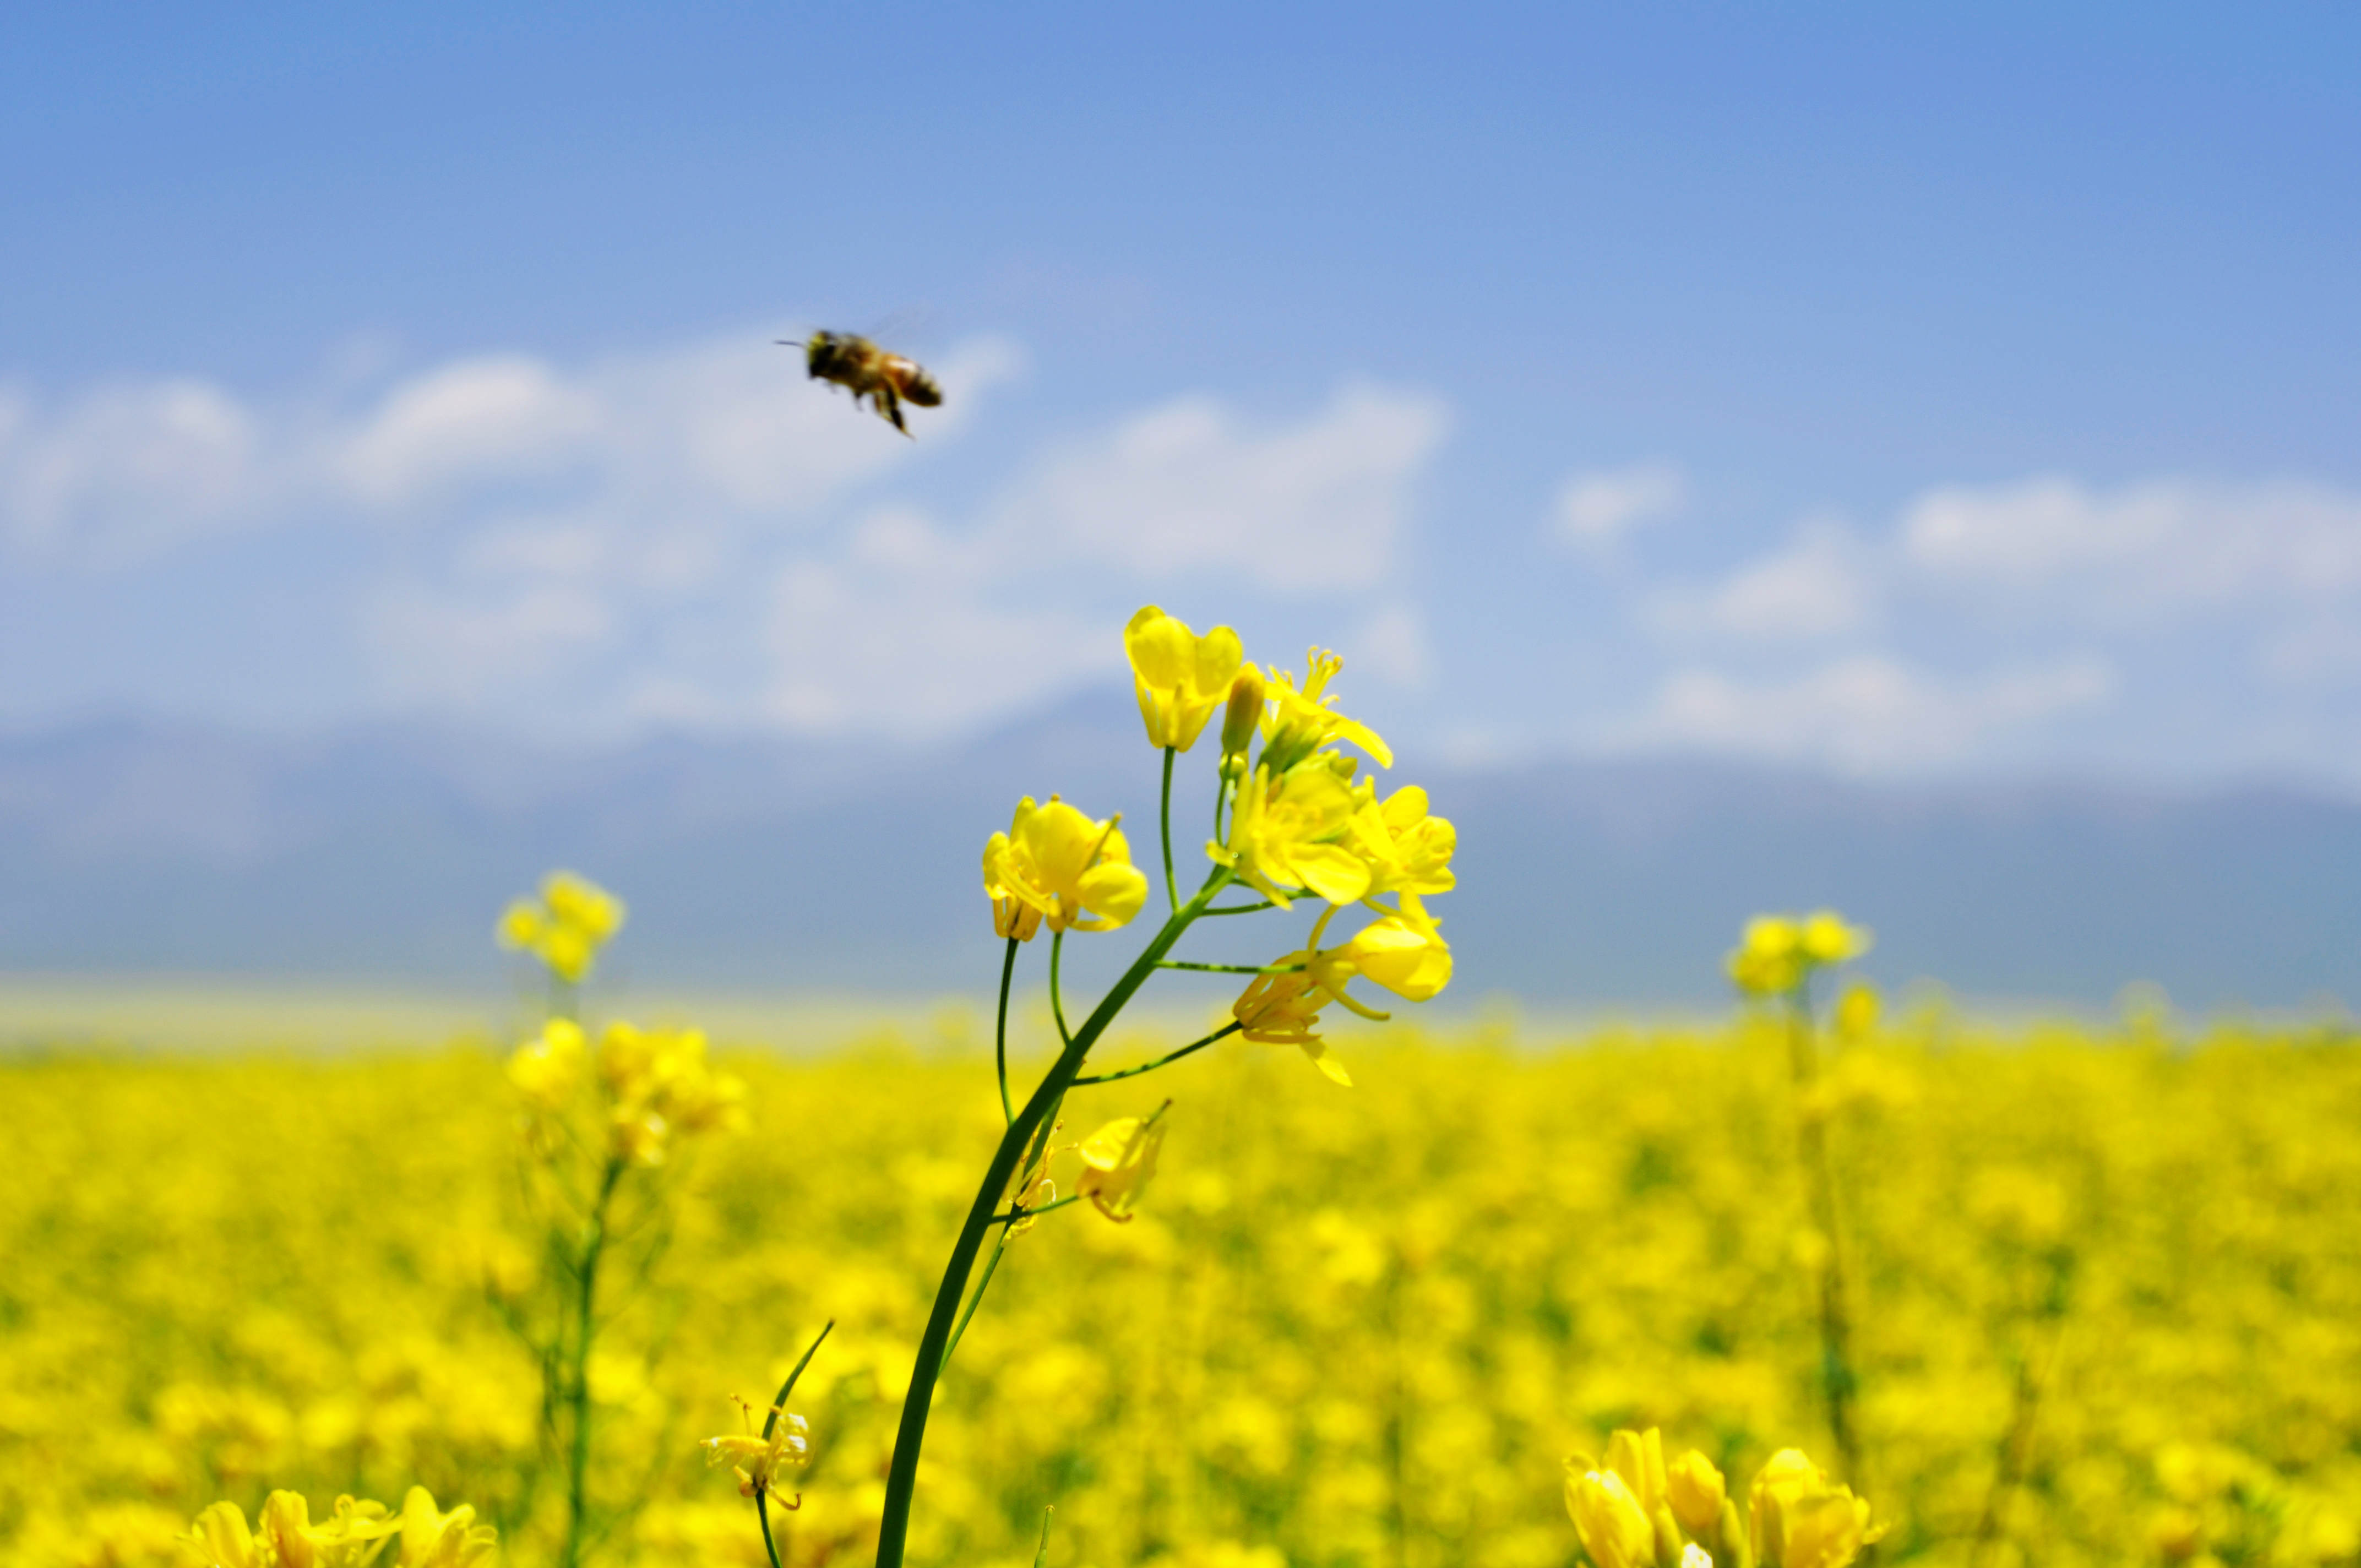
[755, 1321, 836, 1568]
[1075, 1022, 1242, 1085]
[940, 1230, 1011, 1374]
[994, 938, 1019, 1125]
[559, 1155, 626, 1568]
[989, 1193, 1082, 1226]
[1156, 960, 1302, 974]
[1160, 747, 1179, 913]
[873, 869, 1232, 1568]
[1048, 933, 1072, 1046]
[1786, 989, 1864, 1490]
[1195, 900, 1277, 917]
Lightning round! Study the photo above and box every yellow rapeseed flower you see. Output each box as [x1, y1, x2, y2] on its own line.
[1334, 893, 1452, 1004]
[497, 870, 627, 983]
[1125, 606, 1245, 752]
[397, 1488, 497, 1568]
[183, 1491, 401, 1568]
[1075, 1108, 1169, 1223]
[597, 1023, 747, 1167]
[1565, 1463, 1657, 1568]
[1727, 910, 1871, 998]
[1604, 1427, 1670, 1516]
[1259, 647, 1392, 775]
[1749, 1449, 1878, 1568]
[1349, 784, 1457, 900]
[1231, 967, 1353, 1084]
[507, 1018, 586, 1109]
[1668, 1449, 1728, 1534]
[1210, 759, 1372, 909]
[983, 796, 1151, 938]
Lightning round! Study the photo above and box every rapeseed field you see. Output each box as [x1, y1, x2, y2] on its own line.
[3, 604, 2357, 1568]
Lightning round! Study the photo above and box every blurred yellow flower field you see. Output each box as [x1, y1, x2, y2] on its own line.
[4, 1008, 2357, 1568]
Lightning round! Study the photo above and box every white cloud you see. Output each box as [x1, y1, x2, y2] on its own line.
[0, 329, 1027, 569]
[1552, 462, 1685, 549]
[996, 384, 1449, 591]
[1620, 654, 2114, 773]
[1347, 602, 1436, 689]
[1650, 519, 1873, 641]
[763, 558, 1111, 732]
[1901, 476, 2361, 615]
[365, 581, 614, 707]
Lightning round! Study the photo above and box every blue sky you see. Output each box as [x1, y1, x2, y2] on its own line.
[4, 4, 2359, 784]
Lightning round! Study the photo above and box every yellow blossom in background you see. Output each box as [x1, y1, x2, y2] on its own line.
[1750, 1450, 1878, 1568]
[703, 1403, 812, 1500]
[1075, 1110, 1169, 1223]
[396, 1488, 497, 1568]
[983, 796, 1150, 937]
[181, 1491, 410, 1568]
[505, 1017, 585, 1108]
[1728, 910, 1872, 998]
[1125, 606, 1245, 752]
[1566, 1463, 1657, 1568]
[1258, 647, 1392, 774]
[1668, 1449, 1728, 1535]
[497, 870, 627, 984]
[597, 1023, 747, 1166]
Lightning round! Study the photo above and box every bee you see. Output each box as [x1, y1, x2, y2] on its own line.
[784, 330, 943, 437]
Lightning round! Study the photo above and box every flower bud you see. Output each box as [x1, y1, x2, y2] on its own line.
[1668, 1450, 1728, 1534]
[1749, 1450, 1876, 1568]
[1220, 667, 1266, 766]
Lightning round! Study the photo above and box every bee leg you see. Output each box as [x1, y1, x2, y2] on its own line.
[878, 384, 910, 436]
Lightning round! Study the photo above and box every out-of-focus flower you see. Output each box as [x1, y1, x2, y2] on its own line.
[507, 1019, 586, 1109]
[983, 797, 1150, 938]
[1258, 648, 1392, 775]
[1565, 1463, 1657, 1568]
[1075, 1109, 1169, 1223]
[497, 870, 627, 983]
[1832, 982, 1880, 1042]
[182, 1491, 401, 1568]
[1126, 606, 1245, 752]
[397, 1488, 497, 1568]
[1668, 1449, 1728, 1535]
[704, 1402, 812, 1500]
[1604, 1427, 1669, 1516]
[1728, 911, 1872, 998]
[1749, 1449, 1877, 1568]
[597, 1023, 747, 1166]
[1210, 759, 1372, 908]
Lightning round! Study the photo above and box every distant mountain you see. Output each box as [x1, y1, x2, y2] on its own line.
[3, 699, 2357, 1009]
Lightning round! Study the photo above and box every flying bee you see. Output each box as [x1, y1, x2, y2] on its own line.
[784, 330, 943, 437]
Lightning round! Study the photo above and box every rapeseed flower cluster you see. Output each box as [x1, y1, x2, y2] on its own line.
[497, 873, 626, 988]
[1567, 1428, 1879, 1568]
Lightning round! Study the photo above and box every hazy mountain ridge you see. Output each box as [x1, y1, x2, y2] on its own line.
[3, 701, 2357, 1007]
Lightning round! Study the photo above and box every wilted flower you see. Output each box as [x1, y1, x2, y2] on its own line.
[1075, 1108, 1169, 1222]
[704, 1400, 812, 1500]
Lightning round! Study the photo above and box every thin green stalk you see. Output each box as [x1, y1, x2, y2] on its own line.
[994, 937, 1020, 1125]
[873, 869, 1232, 1568]
[1048, 933, 1072, 1046]
[1075, 1022, 1242, 1086]
[1195, 900, 1276, 917]
[1160, 746, 1178, 913]
[940, 1230, 1010, 1374]
[559, 1155, 626, 1568]
[755, 1321, 836, 1568]
[1786, 990, 1863, 1489]
[1155, 960, 1302, 974]
[990, 1193, 1081, 1225]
